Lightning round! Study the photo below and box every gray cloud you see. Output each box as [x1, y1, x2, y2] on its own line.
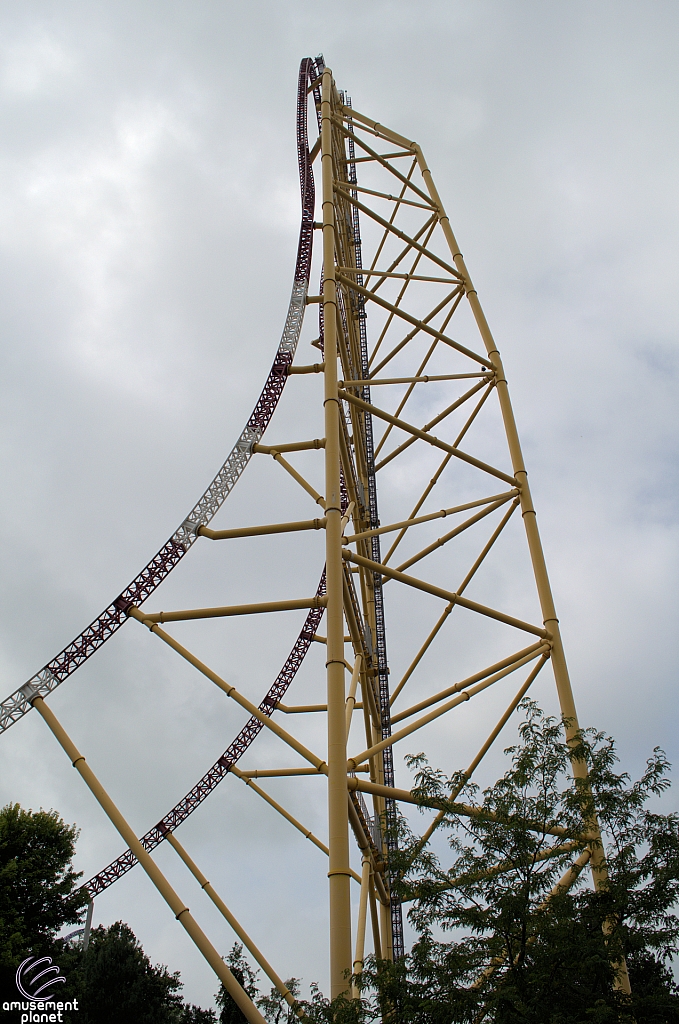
[0, 0, 677, 1008]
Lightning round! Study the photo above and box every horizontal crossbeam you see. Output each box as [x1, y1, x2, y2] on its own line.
[200, 518, 326, 540]
[340, 372, 491, 387]
[131, 597, 327, 624]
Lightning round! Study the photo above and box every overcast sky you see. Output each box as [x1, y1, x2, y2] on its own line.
[0, 0, 677, 1010]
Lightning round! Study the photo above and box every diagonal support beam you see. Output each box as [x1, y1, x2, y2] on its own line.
[338, 389, 515, 485]
[26, 692, 266, 1024]
[347, 650, 550, 768]
[391, 495, 517, 577]
[127, 609, 327, 772]
[165, 829, 306, 1020]
[347, 774, 590, 842]
[375, 379, 492, 473]
[337, 272, 488, 367]
[343, 491, 517, 546]
[390, 642, 547, 725]
[341, 550, 550, 639]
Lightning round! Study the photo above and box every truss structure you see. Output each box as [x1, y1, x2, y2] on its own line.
[1, 57, 629, 1018]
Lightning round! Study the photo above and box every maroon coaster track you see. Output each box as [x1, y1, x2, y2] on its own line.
[81, 55, 326, 896]
[85, 570, 327, 896]
[0, 56, 321, 735]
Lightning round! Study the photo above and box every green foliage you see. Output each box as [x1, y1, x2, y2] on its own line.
[4, 702, 679, 1023]
[354, 701, 679, 1023]
[0, 803, 217, 1021]
[74, 921, 184, 1023]
[257, 976, 301, 1023]
[216, 943, 260, 1023]
[178, 1004, 218, 1023]
[0, 802, 87, 967]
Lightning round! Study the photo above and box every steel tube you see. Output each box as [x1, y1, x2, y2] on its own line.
[322, 66, 353, 997]
[389, 602, 454, 705]
[391, 495, 514, 576]
[349, 650, 550, 767]
[412, 140, 631, 995]
[129, 614, 327, 772]
[253, 439, 325, 454]
[344, 491, 516, 545]
[270, 452, 326, 508]
[338, 389, 515, 486]
[134, 596, 327, 623]
[341, 371, 490, 386]
[337, 271, 488, 366]
[228, 764, 337, 862]
[352, 856, 372, 992]
[391, 642, 546, 724]
[415, 664, 545, 856]
[348, 776, 584, 841]
[28, 695, 266, 1024]
[165, 831, 304, 1018]
[342, 550, 550, 639]
[200, 518, 325, 540]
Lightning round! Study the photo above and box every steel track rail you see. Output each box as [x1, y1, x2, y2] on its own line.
[82, 57, 332, 898]
[85, 570, 327, 896]
[343, 100, 405, 959]
[1, 56, 322, 736]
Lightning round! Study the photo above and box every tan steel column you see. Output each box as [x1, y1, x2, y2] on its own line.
[321, 67, 352, 998]
[27, 694, 267, 1024]
[413, 146, 631, 995]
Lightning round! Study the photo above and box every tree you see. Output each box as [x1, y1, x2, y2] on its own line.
[257, 976, 301, 1023]
[355, 701, 679, 1023]
[0, 802, 87, 1001]
[216, 943, 260, 1024]
[74, 921, 185, 1023]
[0, 803, 218, 1020]
[179, 1005, 218, 1023]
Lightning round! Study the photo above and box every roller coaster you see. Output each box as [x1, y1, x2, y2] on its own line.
[0, 57, 628, 1018]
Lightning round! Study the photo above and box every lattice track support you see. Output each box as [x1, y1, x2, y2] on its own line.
[2, 56, 631, 1006]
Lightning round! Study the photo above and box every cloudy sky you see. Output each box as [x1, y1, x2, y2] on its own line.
[0, 0, 677, 1010]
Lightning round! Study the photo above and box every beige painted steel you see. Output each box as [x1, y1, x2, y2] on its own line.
[128, 610, 328, 772]
[29, 696, 266, 1024]
[22, 77, 632, 1002]
[348, 776, 587, 842]
[343, 491, 517, 545]
[352, 855, 371, 995]
[253, 438, 325, 454]
[343, 550, 550, 639]
[416, 666, 545, 856]
[229, 763, 332, 858]
[390, 642, 547, 724]
[269, 451, 326, 508]
[338, 388, 514, 484]
[135, 596, 327, 623]
[165, 831, 304, 1019]
[348, 651, 550, 768]
[322, 66, 353, 998]
[200, 518, 326, 540]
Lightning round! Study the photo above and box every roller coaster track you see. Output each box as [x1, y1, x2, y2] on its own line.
[2, 56, 623, 1007]
[1, 56, 322, 736]
[85, 569, 327, 896]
